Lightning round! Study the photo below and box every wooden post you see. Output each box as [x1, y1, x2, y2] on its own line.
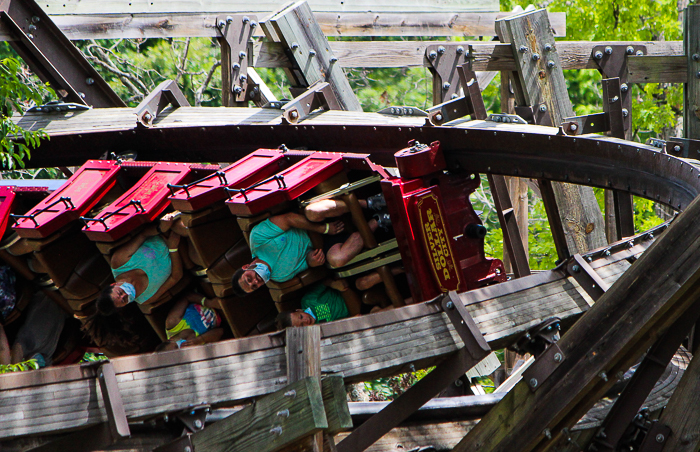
[286, 326, 325, 452]
[496, 10, 607, 255]
[452, 191, 700, 452]
[685, 5, 700, 140]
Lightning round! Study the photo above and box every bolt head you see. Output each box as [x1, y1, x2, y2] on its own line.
[232, 63, 240, 70]
[233, 86, 243, 94]
[428, 50, 437, 60]
[185, 446, 192, 452]
[289, 110, 299, 119]
[572, 264, 580, 272]
[434, 113, 443, 122]
[194, 419, 203, 429]
[456, 46, 464, 54]
[240, 74, 247, 82]
[228, 16, 234, 23]
[445, 300, 454, 309]
[144, 113, 152, 121]
[594, 51, 603, 60]
[544, 43, 553, 51]
[240, 16, 248, 23]
[626, 46, 635, 55]
[309, 49, 316, 57]
[674, 145, 681, 152]
[251, 21, 258, 28]
[330, 56, 338, 63]
[239, 51, 247, 59]
[437, 46, 446, 55]
[620, 83, 628, 92]
[636, 50, 644, 56]
[442, 82, 451, 90]
[547, 60, 556, 69]
[217, 20, 226, 28]
[604, 46, 613, 55]
[519, 45, 528, 53]
[554, 353, 562, 363]
[693, 54, 700, 61]
[622, 108, 629, 117]
[570, 123, 578, 131]
[529, 378, 538, 388]
[86, 77, 95, 85]
[696, 71, 700, 79]
[28, 24, 36, 32]
[539, 105, 547, 112]
[31, 16, 40, 23]
[656, 434, 665, 443]
[291, 42, 299, 50]
[532, 53, 540, 61]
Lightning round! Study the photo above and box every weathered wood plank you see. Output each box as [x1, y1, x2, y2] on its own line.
[24, 12, 566, 40]
[266, 1, 362, 111]
[685, 5, 700, 140]
[36, 0, 500, 15]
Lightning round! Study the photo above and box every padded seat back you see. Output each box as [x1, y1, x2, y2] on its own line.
[217, 292, 276, 338]
[182, 205, 243, 268]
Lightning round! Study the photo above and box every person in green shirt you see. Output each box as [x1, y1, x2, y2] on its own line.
[276, 280, 350, 328]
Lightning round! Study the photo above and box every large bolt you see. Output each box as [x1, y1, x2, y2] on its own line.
[309, 49, 316, 57]
[437, 46, 446, 55]
[519, 45, 528, 53]
[445, 301, 454, 309]
[227, 16, 234, 23]
[284, 390, 296, 398]
[86, 77, 95, 85]
[656, 434, 665, 443]
[289, 110, 299, 120]
[270, 427, 283, 435]
[604, 46, 613, 55]
[674, 145, 681, 152]
[539, 104, 547, 112]
[232, 63, 240, 70]
[693, 54, 700, 61]
[31, 16, 40, 23]
[636, 50, 644, 56]
[543, 429, 552, 440]
[277, 409, 290, 418]
[622, 108, 629, 117]
[428, 50, 437, 60]
[456, 46, 465, 54]
[594, 50, 603, 60]
[442, 82, 450, 90]
[240, 74, 247, 82]
[194, 419, 203, 429]
[529, 378, 538, 388]
[626, 46, 635, 55]
[291, 42, 299, 50]
[217, 19, 226, 28]
[239, 51, 247, 59]
[251, 21, 258, 28]
[434, 113, 443, 122]
[599, 371, 608, 382]
[572, 264, 580, 272]
[547, 60, 556, 69]
[28, 24, 36, 32]
[241, 16, 249, 23]
[696, 71, 700, 79]
[544, 43, 553, 51]
[554, 353, 563, 363]
[184, 447, 192, 452]
[233, 86, 243, 94]
[143, 113, 152, 122]
[532, 53, 540, 61]
[570, 123, 578, 131]
[330, 56, 338, 64]
[620, 83, 628, 92]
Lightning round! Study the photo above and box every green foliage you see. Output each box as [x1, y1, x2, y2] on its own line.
[0, 357, 40, 374]
[80, 352, 108, 363]
[364, 368, 432, 401]
[0, 56, 53, 169]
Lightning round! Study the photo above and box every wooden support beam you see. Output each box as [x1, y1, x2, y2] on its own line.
[263, 0, 362, 112]
[685, 5, 700, 140]
[452, 192, 700, 452]
[488, 174, 531, 278]
[34, 11, 565, 40]
[496, 9, 607, 256]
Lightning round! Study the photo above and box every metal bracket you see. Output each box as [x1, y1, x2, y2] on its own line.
[27, 100, 90, 113]
[637, 421, 672, 452]
[591, 45, 646, 132]
[216, 14, 257, 105]
[567, 253, 610, 301]
[522, 342, 565, 392]
[646, 137, 666, 150]
[428, 66, 486, 125]
[281, 82, 341, 123]
[666, 137, 700, 160]
[135, 80, 190, 126]
[511, 317, 562, 359]
[443, 293, 491, 360]
[487, 113, 528, 125]
[377, 106, 428, 117]
[173, 405, 210, 434]
[426, 44, 471, 103]
[96, 362, 131, 441]
[514, 104, 552, 126]
[561, 77, 625, 137]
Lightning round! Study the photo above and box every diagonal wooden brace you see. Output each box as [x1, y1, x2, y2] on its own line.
[336, 294, 489, 452]
[428, 65, 486, 125]
[97, 362, 131, 441]
[567, 253, 609, 302]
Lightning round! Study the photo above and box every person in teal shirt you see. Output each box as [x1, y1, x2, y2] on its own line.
[232, 198, 383, 296]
